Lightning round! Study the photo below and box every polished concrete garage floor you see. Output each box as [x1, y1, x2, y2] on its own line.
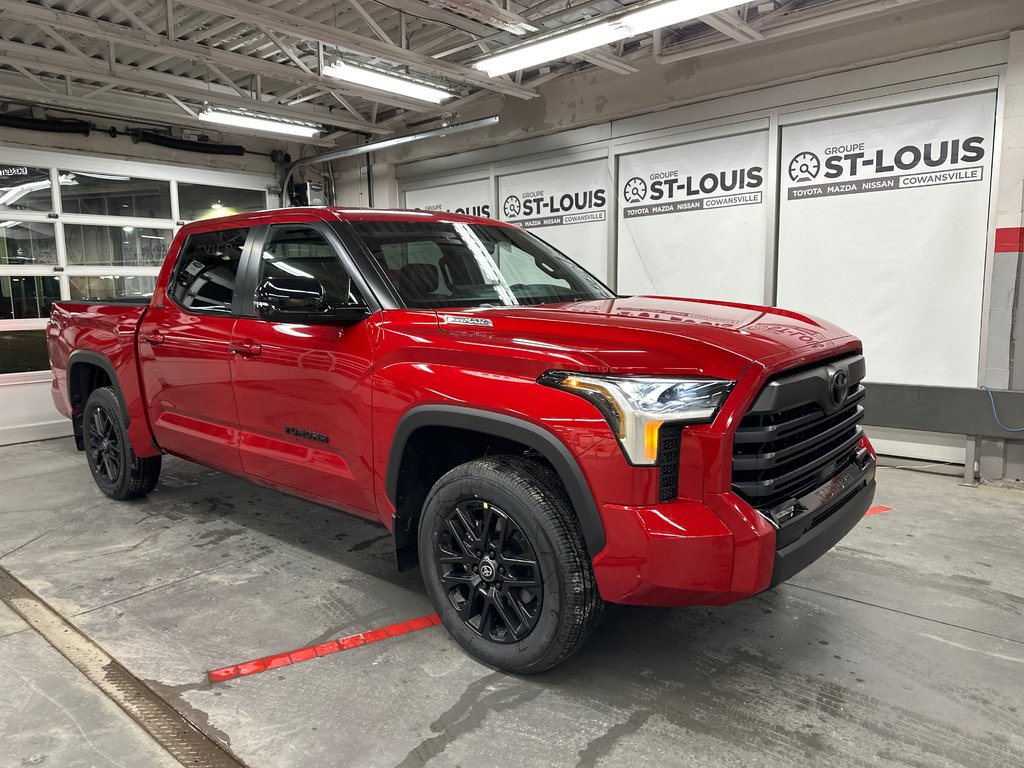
[1, 438, 1022, 768]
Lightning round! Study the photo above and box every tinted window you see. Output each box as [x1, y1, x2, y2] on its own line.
[349, 221, 612, 309]
[170, 228, 248, 313]
[259, 225, 362, 307]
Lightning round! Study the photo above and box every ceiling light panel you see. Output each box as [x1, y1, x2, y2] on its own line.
[199, 109, 322, 137]
[474, 0, 740, 77]
[323, 62, 454, 104]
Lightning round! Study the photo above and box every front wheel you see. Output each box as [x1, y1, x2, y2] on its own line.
[83, 386, 161, 500]
[418, 455, 602, 674]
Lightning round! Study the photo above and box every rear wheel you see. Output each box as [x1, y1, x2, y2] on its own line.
[418, 455, 602, 674]
[83, 387, 161, 500]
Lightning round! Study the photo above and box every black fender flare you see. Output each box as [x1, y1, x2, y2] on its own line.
[68, 350, 129, 424]
[386, 405, 606, 557]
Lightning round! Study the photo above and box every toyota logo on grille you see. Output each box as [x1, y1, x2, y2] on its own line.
[829, 369, 849, 407]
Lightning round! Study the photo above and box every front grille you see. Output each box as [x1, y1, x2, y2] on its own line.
[732, 354, 865, 510]
[658, 424, 683, 501]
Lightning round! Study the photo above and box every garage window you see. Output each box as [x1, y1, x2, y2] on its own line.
[64, 225, 171, 267]
[59, 172, 172, 219]
[0, 155, 270, 384]
[0, 276, 60, 320]
[0, 167, 53, 213]
[178, 183, 266, 222]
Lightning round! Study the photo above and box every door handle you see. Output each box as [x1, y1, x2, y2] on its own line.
[229, 339, 262, 357]
[141, 331, 165, 345]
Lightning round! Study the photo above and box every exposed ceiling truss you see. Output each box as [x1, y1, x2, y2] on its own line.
[0, 0, 935, 146]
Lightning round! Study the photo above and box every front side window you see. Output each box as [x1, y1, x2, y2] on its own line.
[170, 227, 248, 313]
[259, 225, 362, 307]
[348, 221, 612, 309]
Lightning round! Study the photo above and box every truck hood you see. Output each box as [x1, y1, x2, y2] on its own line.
[438, 296, 856, 378]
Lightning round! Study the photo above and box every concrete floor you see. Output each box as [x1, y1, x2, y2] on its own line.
[1, 438, 1022, 768]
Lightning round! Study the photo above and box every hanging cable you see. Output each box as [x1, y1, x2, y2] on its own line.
[981, 385, 1024, 432]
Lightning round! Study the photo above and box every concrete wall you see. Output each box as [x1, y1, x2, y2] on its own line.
[994, 30, 1024, 483]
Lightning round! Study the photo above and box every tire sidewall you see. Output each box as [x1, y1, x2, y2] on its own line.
[419, 469, 570, 673]
[83, 388, 130, 498]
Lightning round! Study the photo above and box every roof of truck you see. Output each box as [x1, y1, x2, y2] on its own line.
[181, 206, 509, 232]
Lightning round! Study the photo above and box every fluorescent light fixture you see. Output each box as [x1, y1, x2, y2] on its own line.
[474, 0, 739, 76]
[199, 108, 321, 138]
[140, 234, 166, 240]
[323, 61, 453, 104]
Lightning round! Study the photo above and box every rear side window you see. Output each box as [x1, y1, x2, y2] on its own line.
[170, 227, 248, 313]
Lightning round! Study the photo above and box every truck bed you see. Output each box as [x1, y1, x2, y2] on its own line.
[47, 301, 154, 456]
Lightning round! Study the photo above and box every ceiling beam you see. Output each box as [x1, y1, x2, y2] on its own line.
[0, 72, 329, 145]
[0, 40, 386, 134]
[699, 11, 764, 43]
[0, 0, 436, 113]
[174, 0, 537, 98]
[105, 0, 159, 35]
[346, 0, 396, 46]
[9, 64, 55, 93]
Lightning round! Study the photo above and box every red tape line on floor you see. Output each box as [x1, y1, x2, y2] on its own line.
[208, 613, 441, 683]
[865, 505, 893, 517]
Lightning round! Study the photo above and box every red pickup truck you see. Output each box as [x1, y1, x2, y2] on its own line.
[48, 207, 876, 673]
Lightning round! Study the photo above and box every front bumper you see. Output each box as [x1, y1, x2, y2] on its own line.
[591, 459, 876, 607]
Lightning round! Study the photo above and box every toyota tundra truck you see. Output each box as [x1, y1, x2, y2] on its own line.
[47, 207, 876, 673]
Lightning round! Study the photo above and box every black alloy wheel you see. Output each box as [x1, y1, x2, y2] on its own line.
[87, 405, 122, 484]
[435, 500, 543, 643]
[82, 387, 162, 500]
[418, 455, 603, 674]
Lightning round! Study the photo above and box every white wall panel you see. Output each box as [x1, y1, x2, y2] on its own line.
[497, 160, 611, 281]
[777, 90, 998, 388]
[403, 178, 494, 219]
[616, 130, 769, 303]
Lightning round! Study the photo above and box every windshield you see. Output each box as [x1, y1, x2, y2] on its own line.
[348, 220, 614, 309]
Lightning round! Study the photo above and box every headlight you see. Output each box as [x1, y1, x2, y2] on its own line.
[539, 371, 734, 465]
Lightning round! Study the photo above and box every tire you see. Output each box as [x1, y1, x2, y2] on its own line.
[418, 455, 603, 674]
[83, 386, 161, 500]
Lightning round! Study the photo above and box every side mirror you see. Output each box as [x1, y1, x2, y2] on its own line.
[254, 277, 370, 326]
[255, 276, 328, 320]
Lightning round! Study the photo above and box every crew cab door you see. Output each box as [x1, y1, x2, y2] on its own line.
[138, 225, 253, 473]
[229, 222, 377, 517]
